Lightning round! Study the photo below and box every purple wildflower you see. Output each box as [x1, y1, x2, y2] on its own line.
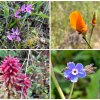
[7, 34, 15, 41]
[21, 4, 25, 11]
[15, 11, 21, 18]
[64, 62, 86, 83]
[25, 4, 32, 13]
[21, 4, 32, 13]
[15, 4, 33, 18]
[7, 27, 21, 41]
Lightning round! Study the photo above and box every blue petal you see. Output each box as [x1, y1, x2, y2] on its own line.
[78, 71, 86, 78]
[76, 63, 83, 71]
[71, 75, 78, 83]
[64, 70, 71, 78]
[67, 62, 75, 70]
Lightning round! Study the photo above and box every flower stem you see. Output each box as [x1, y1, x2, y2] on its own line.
[51, 62, 65, 99]
[83, 35, 92, 49]
[15, 17, 20, 29]
[89, 25, 94, 45]
[68, 82, 74, 99]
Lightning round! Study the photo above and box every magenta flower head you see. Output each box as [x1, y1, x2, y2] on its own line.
[64, 62, 86, 83]
[1, 55, 21, 79]
[17, 74, 31, 99]
[0, 55, 21, 99]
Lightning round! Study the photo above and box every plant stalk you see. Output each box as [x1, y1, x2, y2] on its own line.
[51, 62, 65, 99]
[68, 82, 74, 99]
[83, 35, 92, 49]
[89, 26, 94, 45]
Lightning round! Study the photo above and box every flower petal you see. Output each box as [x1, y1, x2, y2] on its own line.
[15, 27, 18, 33]
[78, 71, 86, 78]
[70, 11, 87, 33]
[26, 4, 32, 10]
[64, 70, 71, 78]
[21, 4, 25, 11]
[76, 63, 83, 71]
[7, 34, 14, 41]
[67, 62, 75, 70]
[11, 28, 14, 33]
[71, 75, 78, 83]
[15, 37, 21, 41]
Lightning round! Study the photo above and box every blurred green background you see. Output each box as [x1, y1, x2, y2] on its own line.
[51, 1, 100, 49]
[51, 50, 100, 99]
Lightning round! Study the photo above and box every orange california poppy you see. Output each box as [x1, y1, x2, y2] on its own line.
[70, 11, 88, 34]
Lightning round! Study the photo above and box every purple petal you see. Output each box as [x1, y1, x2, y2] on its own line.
[21, 4, 25, 11]
[11, 28, 14, 33]
[78, 71, 86, 78]
[7, 34, 14, 41]
[64, 70, 71, 78]
[15, 11, 21, 18]
[26, 10, 31, 13]
[15, 27, 19, 35]
[71, 75, 78, 83]
[16, 37, 21, 41]
[67, 62, 75, 70]
[76, 63, 83, 71]
[16, 15, 21, 18]
[26, 4, 32, 10]
[64, 77, 71, 81]
[15, 27, 18, 33]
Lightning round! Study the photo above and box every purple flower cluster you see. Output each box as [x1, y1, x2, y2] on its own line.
[7, 27, 21, 41]
[15, 4, 33, 18]
[64, 62, 86, 83]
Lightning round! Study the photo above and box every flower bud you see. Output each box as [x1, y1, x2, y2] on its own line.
[92, 11, 97, 25]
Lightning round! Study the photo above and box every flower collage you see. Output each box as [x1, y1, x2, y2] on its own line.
[0, 1, 100, 99]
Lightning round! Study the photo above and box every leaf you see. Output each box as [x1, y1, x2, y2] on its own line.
[0, 50, 7, 58]
[31, 13, 49, 18]
[10, 95, 13, 99]
[37, 54, 41, 59]
[0, 92, 4, 97]
[17, 91, 22, 94]
[86, 69, 100, 99]
[12, 87, 16, 94]
[36, 1, 44, 12]
[4, 7, 9, 17]
[4, 91, 8, 99]
[16, 83, 24, 87]
[23, 93, 30, 99]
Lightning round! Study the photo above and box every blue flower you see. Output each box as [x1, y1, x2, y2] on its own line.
[64, 62, 86, 83]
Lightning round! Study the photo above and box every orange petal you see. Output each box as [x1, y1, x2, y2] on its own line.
[70, 11, 87, 33]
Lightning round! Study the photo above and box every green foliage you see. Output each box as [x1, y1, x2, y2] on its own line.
[26, 51, 49, 99]
[51, 50, 100, 99]
[86, 69, 100, 99]
[0, 1, 49, 49]
[0, 50, 19, 59]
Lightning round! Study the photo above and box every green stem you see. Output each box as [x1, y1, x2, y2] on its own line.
[83, 35, 92, 49]
[68, 82, 74, 99]
[51, 62, 65, 99]
[89, 26, 94, 45]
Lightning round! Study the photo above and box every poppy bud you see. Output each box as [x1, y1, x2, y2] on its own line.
[92, 11, 97, 25]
